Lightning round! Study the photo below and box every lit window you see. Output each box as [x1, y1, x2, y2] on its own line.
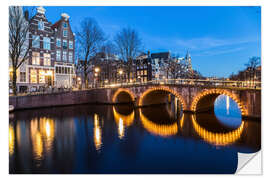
[69, 41, 73, 49]
[20, 72, 26, 82]
[43, 37, 50, 50]
[68, 52, 73, 62]
[63, 22, 68, 28]
[32, 52, 40, 65]
[32, 35, 40, 48]
[63, 30, 68, 37]
[56, 38, 61, 47]
[38, 21, 44, 30]
[144, 70, 147, 75]
[56, 50, 61, 61]
[63, 51, 67, 61]
[43, 53, 51, 66]
[30, 69, 37, 83]
[39, 70, 45, 83]
[63, 40, 67, 49]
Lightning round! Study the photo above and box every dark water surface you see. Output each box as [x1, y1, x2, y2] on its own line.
[9, 95, 261, 174]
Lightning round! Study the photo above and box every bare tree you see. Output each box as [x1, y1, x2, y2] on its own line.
[9, 6, 32, 95]
[245, 56, 261, 83]
[76, 17, 105, 88]
[114, 27, 142, 81]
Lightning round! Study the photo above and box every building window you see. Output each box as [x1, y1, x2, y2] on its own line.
[68, 52, 73, 62]
[39, 70, 45, 83]
[63, 22, 68, 28]
[56, 38, 61, 47]
[30, 69, 37, 83]
[63, 30, 68, 37]
[20, 72, 26, 82]
[43, 37, 50, 50]
[43, 53, 51, 66]
[32, 52, 40, 65]
[32, 35, 40, 48]
[144, 70, 147, 75]
[69, 41, 73, 49]
[63, 51, 67, 61]
[56, 50, 61, 61]
[38, 21, 44, 30]
[63, 40, 67, 49]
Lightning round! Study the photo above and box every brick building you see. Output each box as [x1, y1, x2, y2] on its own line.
[9, 6, 75, 92]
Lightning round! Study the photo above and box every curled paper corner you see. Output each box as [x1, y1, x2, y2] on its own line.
[236, 151, 262, 175]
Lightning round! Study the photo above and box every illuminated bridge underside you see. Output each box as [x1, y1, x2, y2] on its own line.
[109, 85, 260, 119]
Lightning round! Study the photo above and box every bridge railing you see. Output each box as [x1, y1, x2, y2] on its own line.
[98, 78, 261, 90]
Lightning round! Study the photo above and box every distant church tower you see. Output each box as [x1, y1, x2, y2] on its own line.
[185, 50, 193, 73]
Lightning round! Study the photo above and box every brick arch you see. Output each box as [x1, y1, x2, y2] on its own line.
[112, 88, 135, 103]
[138, 86, 187, 110]
[191, 89, 247, 116]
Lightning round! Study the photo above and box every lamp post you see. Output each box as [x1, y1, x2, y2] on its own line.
[118, 69, 123, 86]
[94, 67, 100, 88]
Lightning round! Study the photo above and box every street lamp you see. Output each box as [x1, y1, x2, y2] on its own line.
[118, 69, 123, 85]
[94, 67, 100, 88]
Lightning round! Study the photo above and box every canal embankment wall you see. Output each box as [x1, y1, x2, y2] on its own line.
[9, 89, 113, 111]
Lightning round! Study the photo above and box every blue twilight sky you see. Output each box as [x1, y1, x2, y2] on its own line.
[32, 6, 261, 78]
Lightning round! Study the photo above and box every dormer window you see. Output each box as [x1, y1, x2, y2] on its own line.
[63, 30, 68, 37]
[63, 22, 68, 28]
[38, 21, 44, 30]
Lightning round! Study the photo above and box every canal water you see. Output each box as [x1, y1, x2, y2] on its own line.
[9, 95, 261, 174]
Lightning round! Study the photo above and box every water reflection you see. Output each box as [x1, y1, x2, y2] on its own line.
[113, 106, 135, 139]
[94, 113, 102, 151]
[139, 107, 179, 137]
[9, 104, 260, 174]
[192, 115, 245, 146]
[214, 95, 242, 128]
[9, 125, 15, 155]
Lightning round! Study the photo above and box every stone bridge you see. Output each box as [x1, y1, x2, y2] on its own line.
[103, 84, 261, 119]
[9, 84, 261, 119]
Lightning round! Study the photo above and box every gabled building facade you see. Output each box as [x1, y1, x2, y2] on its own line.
[52, 13, 75, 88]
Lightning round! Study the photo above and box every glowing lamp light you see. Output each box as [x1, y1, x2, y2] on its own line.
[95, 67, 100, 73]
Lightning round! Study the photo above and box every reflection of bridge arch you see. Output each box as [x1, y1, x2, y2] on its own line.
[191, 115, 245, 146]
[112, 106, 135, 126]
[112, 88, 135, 103]
[139, 109, 178, 137]
[138, 86, 187, 110]
[191, 89, 247, 116]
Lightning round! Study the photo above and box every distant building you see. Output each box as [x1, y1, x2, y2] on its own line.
[151, 52, 170, 80]
[135, 52, 152, 82]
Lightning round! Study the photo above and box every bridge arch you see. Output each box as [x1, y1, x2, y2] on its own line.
[138, 86, 187, 110]
[112, 88, 135, 104]
[191, 89, 247, 116]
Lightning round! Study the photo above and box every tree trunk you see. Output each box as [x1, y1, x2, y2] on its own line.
[12, 69, 17, 96]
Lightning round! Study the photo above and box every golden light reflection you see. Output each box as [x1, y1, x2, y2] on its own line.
[94, 114, 102, 151]
[191, 115, 245, 146]
[180, 114, 185, 129]
[113, 106, 135, 139]
[139, 109, 178, 137]
[118, 118, 125, 139]
[9, 125, 15, 156]
[40, 117, 55, 151]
